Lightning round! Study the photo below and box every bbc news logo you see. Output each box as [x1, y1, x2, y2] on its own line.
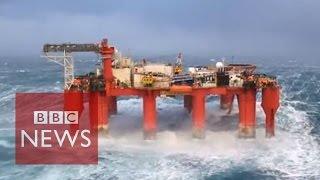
[16, 93, 98, 164]
[33, 111, 78, 124]
[21, 111, 90, 148]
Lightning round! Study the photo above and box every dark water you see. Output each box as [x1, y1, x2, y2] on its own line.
[0, 57, 319, 179]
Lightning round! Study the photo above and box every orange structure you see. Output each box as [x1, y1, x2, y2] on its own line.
[64, 88, 84, 133]
[261, 87, 280, 137]
[220, 94, 234, 110]
[44, 38, 281, 140]
[237, 89, 257, 138]
[191, 89, 206, 138]
[143, 91, 157, 139]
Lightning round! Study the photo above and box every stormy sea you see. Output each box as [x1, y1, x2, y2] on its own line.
[0, 56, 319, 180]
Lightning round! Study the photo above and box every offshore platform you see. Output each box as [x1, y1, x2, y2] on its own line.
[43, 38, 280, 140]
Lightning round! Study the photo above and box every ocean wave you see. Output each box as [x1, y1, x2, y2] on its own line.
[0, 63, 320, 179]
[0, 140, 14, 148]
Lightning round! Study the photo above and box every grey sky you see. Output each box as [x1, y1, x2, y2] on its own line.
[0, 0, 319, 60]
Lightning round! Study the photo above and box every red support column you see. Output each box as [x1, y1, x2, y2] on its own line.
[100, 39, 115, 83]
[109, 96, 117, 115]
[89, 92, 98, 131]
[95, 39, 114, 135]
[184, 95, 192, 113]
[237, 89, 256, 138]
[220, 93, 234, 111]
[89, 91, 108, 134]
[100, 38, 115, 117]
[64, 89, 84, 133]
[99, 92, 108, 132]
[192, 91, 206, 139]
[261, 87, 280, 137]
[143, 91, 157, 140]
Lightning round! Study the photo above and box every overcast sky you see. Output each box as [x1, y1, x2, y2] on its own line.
[0, 0, 319, 60]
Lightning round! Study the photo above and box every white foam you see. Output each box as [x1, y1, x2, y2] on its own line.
[96, 96, 320, 178]
[0, 86, 319, 179]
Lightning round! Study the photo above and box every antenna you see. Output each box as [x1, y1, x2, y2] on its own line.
[176, 52, 183, 65]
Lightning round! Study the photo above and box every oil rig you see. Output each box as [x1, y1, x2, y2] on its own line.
[43, 38, 280, 140]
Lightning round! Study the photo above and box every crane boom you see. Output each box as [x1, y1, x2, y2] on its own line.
[42, 43, 101, 90]
[43, 43, 100, 53]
